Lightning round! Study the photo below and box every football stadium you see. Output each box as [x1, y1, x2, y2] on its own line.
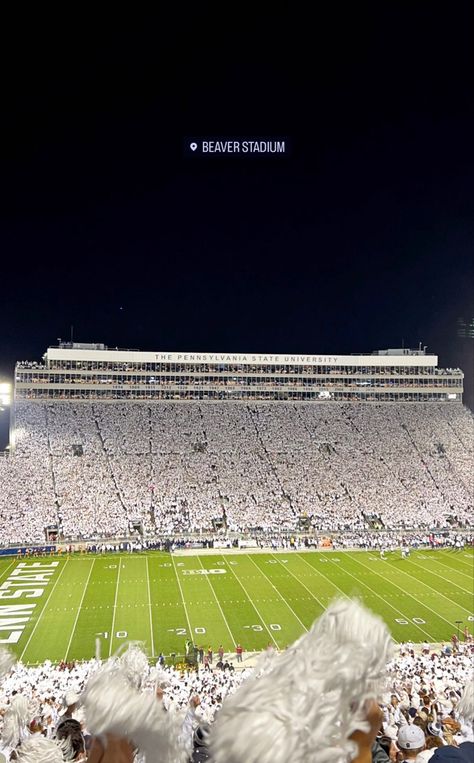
[0, 342, 473, 760]
[3, 4, 474, 758]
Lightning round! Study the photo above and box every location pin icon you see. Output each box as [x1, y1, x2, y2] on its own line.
[190, 142, 197, 151]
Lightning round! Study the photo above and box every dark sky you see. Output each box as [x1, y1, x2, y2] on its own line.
[1, 5, 473, 404]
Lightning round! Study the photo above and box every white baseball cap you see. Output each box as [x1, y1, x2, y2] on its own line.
[398, 725, 426, 750]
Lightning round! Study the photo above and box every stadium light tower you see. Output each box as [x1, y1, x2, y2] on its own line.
[0, 382, 11, 407]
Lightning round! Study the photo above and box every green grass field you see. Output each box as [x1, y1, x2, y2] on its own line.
[1, 549, 472, 664]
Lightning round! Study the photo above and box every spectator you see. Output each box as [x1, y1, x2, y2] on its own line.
[397, 725, 426, 763]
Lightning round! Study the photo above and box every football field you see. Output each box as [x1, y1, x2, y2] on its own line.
[1, 548, 473, 664]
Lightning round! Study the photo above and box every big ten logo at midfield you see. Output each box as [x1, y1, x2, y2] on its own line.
[181, 569, 227, 576]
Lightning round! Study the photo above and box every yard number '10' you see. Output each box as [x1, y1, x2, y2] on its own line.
[96, 631, 128, 639]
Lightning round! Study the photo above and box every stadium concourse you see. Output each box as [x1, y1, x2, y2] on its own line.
[0, 402, 473, 545]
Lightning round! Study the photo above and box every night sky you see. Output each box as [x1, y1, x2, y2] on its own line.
[1, 5, 473, 407]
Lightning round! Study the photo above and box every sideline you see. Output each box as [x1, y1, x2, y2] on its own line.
[173, 547, 337, 557]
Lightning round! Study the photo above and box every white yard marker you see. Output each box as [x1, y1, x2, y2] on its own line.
[64, 558, 96, 661]
[352, 554, 472, 629]
[271, 553, 326, 612]
[296, 553, 349, 599]
[0, 561, 16, 582]
[438, 551, 473, 572]
[196, 556, 236, 647]
[146, 556, 155, 658]
[246, 555, 308, 632]
[299, 553, 434, 639]
[109, 560, 122, 657]
[170, 556, 193, 640]
[20, 560, 69, 663]
[427, 555, 473, 580]
[324, 555, 434, 639]
[396, 555, 473, 597]
[225, 559, 279, 647]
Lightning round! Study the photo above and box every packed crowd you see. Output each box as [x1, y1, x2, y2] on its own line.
[0, 600, 472, 761]
[0, 402, 473, 544]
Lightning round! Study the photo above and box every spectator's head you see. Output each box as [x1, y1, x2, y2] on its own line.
[28, 716, 44, 735]
[431, 743, 474, 763]
[441, 717, 462, 747]
[56, 717, 86, 760]
[425, 736, 444, 750]
[397, 724, 426, 758]
[426, 722, 443, 740]
[414, 716, 428, 732]
[194, 722, 211, 747]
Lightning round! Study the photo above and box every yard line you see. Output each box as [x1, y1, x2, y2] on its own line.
[246, 555, 308, 632]
[437, 551, 474, 571]
[426, 555, 473, 580]
[0, 560, 16, 582]
[350, 555, 463, 631]
[20, 560, 69, 663]
[225, 560, 279, 647]
[196, 556, 236, 647]
[108, 559, 122, 657]
[145, 556, 155, 658]
[170, 554, 194, 643]
[396, 556, 473, 597]
[270, 554, 326, 612]
[315, 554, 435, 641]
[64, 558, 95, 661]
[296, 553, 350, 600]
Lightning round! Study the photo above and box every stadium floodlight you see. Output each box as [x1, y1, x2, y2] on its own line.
[0, 382, 11, 407]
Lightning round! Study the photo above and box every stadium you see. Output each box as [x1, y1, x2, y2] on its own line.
[3, 7, 474, 758]
[0, 341, 472, 761]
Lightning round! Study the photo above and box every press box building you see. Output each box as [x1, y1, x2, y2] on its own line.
[13, 343, 464, 404]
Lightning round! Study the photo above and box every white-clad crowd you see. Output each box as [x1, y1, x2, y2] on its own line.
[0, 402, 472, 544]
[0, 647, 472, 732]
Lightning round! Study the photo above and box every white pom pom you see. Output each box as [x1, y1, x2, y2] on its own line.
[82, 666, 189, 763]
[118, 642, 150, 690]
[1, 694, 30, 748]
[457, 678, 474, 723]
[211, 598, 393, 763]
[14, 736, 64, 763]
[0, 646, 15, 677]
